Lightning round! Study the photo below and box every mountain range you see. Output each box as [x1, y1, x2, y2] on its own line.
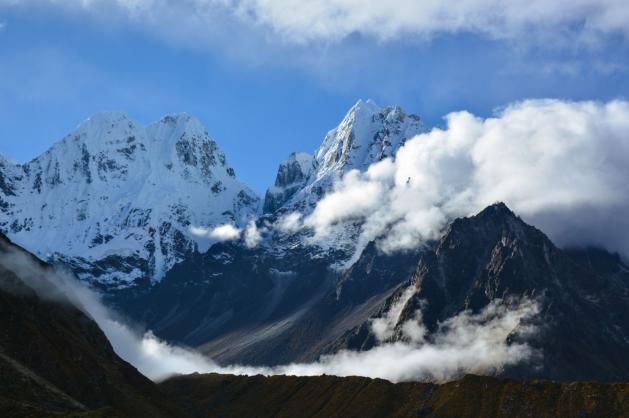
[2, 99, 629, 387]
[2, 231, 628, 417]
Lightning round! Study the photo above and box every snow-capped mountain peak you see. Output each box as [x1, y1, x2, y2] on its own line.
[313, 99, 422, 178]
[263, 99, 425, 214]
[0, 112, 259, 288]
[148, 113, 208, 141]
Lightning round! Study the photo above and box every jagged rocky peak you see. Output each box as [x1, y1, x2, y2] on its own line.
[443, 202, 530, 242]
[263, 99, 425, 214]
[314, 99, 424, 177]
[0, 112, 260, 289]
[263, 152, 315, 213]
[436, 202, 544, 262]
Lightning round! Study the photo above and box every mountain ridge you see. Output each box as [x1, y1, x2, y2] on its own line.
[333, 202, 629, 382]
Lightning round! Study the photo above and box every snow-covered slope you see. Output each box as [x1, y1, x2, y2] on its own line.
[0, 112, 259, 288]
[263, 99, 425, 214]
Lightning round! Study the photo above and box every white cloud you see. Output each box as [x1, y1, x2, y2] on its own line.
[231, 0, 629, 42]
[277, 212, 302, 233]
[372, 282, 418, 342]
[243, 220, 263, 248]
[3, 0, 629, 44]
[304, 169, 385, 237]
[190, 224, 242, 241]
[210, 224, 241, 241]
[303, 99, 629, 262]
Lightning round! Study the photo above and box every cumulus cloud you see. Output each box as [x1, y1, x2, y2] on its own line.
[301, 99, 629, 262]
[191, 222, 264, 247]
[190, 224, 242, 241]
[3, 0, 629, 44]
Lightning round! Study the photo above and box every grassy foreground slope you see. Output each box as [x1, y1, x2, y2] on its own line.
[160, 373, 629, 418]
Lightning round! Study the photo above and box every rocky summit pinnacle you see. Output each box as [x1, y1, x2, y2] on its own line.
[263, 99, 425, 214]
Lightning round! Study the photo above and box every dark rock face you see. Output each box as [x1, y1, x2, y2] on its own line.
[119, 242, 335, 353]
[338, 203, 629, 382]
[263, 152, 315, 213]
[116, 239, 423, 366]
[0, 233, 184, 417]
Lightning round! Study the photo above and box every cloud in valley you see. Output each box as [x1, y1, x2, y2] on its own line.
[0, 246, 539, 383]
[190, 221, 265, 248]
[225, 296, 539, 383]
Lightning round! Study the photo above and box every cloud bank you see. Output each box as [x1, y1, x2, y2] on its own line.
[301, 99, 629, 262]
[3, 0, 629, 44]
[190, 224, 242, 242]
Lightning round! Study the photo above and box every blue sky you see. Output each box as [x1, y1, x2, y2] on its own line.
[1, 1, 628, 193]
